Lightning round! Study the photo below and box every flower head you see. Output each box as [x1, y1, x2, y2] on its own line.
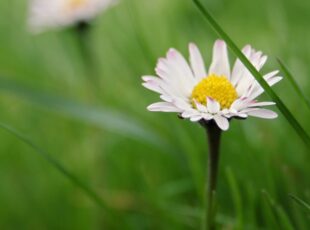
[142, 40, 282, 131]
[28, 0, 117, 32]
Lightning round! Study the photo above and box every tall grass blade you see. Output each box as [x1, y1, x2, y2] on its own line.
[0, 122, 110, 211]
[0, 77, 169, 150]
[126, 0, 156, 66]
[262, 190, 294, 230]
[191, 0, 310, 146]
[277, 59, 310, 110]
[289, 194, 310, 212]
[225, 167, 243, 229]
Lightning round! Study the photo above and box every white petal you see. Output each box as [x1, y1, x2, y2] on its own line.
[181, 110, 200, 118]
[267, 76, 283, 86]
[258, 55, 268, 70]
[234, 112, 248, 118]
[160, 95, 172, 102]
[208, 40, 230, 79]
[246, 109, 278, 119]
[147, 102, 181, 112]
[230, 98, 252, 111]
[207, 97, 220, 114]
[142, 75, 157, 82]
[156, 58, 192, 98]
[167, 49, 193, 74]
[234, 48, 269, 96]
[231, 45, 252, 85]
[202, 114, 213, 120]
[214, 115, 229, 131]
[246, 101, 276, 107]
[248, 75, 283, 100]
[173, 97, 192, 110]
[195, 101, 208, 113]
[264, 70, 280, 81]
[231, 99, 276, 111]
[189, 43, 207, 80]
[142, 76, 164, 94]
[190, 115, 203, 122]
[155, 60, 184, 95]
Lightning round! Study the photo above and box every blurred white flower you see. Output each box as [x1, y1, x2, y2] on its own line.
[142, 40, 282, 131]
[28, 0, 117, 32]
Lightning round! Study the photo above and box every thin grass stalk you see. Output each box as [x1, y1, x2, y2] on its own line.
[289, 194, 310, 212]
[262, 190, 284, 229]
[191, 0, 310, 147]
[226, 167, 243, 229]
[0, 122, 111, 212]
[126, 0, 156, 65]
[277, 59, 310, 110]
[0, 77, 171, 150]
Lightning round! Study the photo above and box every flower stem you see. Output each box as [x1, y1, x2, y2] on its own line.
[201, 121, 222, 230]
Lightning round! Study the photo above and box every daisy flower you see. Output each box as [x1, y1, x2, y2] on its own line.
[28, 0, 117, 32]
[142, 40, 282, 131]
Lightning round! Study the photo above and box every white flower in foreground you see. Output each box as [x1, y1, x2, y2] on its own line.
[142, 40, 282, 131]
[28, 0, 117, 32]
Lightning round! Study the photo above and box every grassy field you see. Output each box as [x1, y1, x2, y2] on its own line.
[0, 0, 309, 229]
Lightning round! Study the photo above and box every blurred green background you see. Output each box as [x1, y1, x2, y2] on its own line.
[0, 0, 309, 229]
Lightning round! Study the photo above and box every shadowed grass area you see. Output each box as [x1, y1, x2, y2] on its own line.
[0, 0, 309, 229]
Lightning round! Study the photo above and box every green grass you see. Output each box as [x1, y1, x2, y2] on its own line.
[0, 0, 309, 229]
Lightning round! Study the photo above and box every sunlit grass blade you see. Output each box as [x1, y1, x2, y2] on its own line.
[277, 59, 310, 110]
[225, 168, 243, 229]
[191, 0, 310, 146]
[126, 0, 156, 66]
[0, 122, 110, 211]
[289, 194, 310, 212]
[0, 77, 169, 151]
[262, 190, 294, 230]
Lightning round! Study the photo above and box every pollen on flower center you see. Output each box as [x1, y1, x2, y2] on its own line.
[67, 0, 87, 10]
[191, 74, 237, 109]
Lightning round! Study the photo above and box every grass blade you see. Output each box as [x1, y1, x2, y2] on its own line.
[0, 77, 169, 151]
[225, 167, 243, 229]
[191, 0, 310, 146]
[277, 59, 310, 110]
[0, 122, 110, 211]
[289, 194, 310, 212]
[262, 190, 295, 230]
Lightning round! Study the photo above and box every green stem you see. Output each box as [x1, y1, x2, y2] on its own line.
[201, 121, 222, 230]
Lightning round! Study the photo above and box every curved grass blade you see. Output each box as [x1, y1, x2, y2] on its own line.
[277, 59, 310, 110]
[289, 194, 310, 212]
[225, 168, 243, 229]
[262, 190, 294, 230]
[191, 0, 310, 146]
[0, 77, 170, 151]
[0, 122, 110, 211]
[125, 0, 156, 66]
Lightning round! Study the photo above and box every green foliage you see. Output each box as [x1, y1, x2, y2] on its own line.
[0, 0, 309, 229]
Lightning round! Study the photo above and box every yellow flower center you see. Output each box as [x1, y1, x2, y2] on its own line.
[191, 74, 237, 109]
[67, 0, 87, 10]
